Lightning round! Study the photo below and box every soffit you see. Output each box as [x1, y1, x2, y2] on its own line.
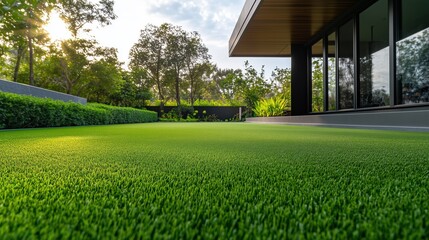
[229, 0, 360, 57]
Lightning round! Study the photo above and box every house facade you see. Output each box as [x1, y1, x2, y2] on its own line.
[230, 0, 429, 128]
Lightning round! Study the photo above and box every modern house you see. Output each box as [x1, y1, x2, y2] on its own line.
[230, 0, 429, 129]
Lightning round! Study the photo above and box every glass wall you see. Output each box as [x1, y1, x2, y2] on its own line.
[327, 32, 337, 111]
[338, 20, 355, 109]
[311, 39, 324, 112]
[396, 0, 429, 104]
[307, 0, 429, 114]
[359, 0, 390, 108]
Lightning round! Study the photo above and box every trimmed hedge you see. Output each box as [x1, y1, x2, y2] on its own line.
[88, 103, 158, 124]
[0, 91, 157, 129]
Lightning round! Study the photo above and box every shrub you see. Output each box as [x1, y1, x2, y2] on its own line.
[0, 91, 157, 129]
[159, 106, 198, 122]
[88, 103, 157, 124]
[150, 99, 245, 107]
[200, 114, 220, 122]
[254, 96, 287, 117]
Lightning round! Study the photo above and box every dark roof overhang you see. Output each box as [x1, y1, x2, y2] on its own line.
[229, 0, 361, 57]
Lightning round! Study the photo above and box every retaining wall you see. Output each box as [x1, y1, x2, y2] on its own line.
[0, 79, 87, 104]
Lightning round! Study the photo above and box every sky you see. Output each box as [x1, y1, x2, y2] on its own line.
[84, 0, 291, 76]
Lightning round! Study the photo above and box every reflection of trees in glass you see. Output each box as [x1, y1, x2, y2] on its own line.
[312, 58, 324, 112]
[327, 58, 336, 110]
[338, 20, 354, 110]
[358, 0, 390, 108]
[360, 54, 390, 107]
[311, 57, 335, 112]
[371, 89, 389, 106]
[397, 28, 429, 104]
[339, 58, 354, 109]
[360, 55, 374, 106]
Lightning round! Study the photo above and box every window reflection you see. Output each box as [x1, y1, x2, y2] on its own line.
[311, 39, 324, 112]
[327, 32, 337, 111]
[396, 0, 429, 104]
[338, 20, 354, 109]
[359, 0, 390, 108]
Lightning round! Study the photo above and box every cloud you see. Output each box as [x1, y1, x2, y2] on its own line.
[90, 0, 291, 73]
[148, 0, 243, 43]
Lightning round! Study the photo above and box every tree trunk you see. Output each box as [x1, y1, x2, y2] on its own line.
[28, 37, 34, 86]
[13, 46, 25, 82]
[156, 75, 165, 113]
[159, 99, 165, 116]
[175, 75, 180, 107]
[190, 82, 194, 107]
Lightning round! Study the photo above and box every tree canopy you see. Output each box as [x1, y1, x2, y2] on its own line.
[1, 6, 292, 115]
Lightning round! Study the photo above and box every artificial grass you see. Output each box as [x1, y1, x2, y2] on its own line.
[0, 123, 428, 239]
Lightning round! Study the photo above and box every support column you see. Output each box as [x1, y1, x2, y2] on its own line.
[291, 44, 309, 116]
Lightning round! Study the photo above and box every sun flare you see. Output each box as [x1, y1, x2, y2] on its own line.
[44, 11, 72, 42]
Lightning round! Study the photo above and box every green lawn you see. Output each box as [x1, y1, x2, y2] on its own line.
[0, 123, 428, 239]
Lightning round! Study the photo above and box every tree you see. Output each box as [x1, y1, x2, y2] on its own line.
[57, 0, 116, 38]
[130, 23, 213, 108]
[271, 67, 292, 111]
[186, 62, 212, 105]
[208, 67, 244, 103]
[129, 24, 170, 110]
[85, 47, 122, 102]
[42, 39, 93, 94]
[109, 67, 153, 108]
[339, 58, 354, 109]
[238, 61, 271, 115]
[38, 39, 123, 100]
[182, 31, 211, 105]
[397, 28, 429, 104]
[164, 25, 187, 107]
[1, 0, 55, 85]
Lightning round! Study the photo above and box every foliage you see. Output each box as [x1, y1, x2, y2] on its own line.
[339, 58, 355, 109]
[253, 96, 287, 117]
[181, 32, 211, 105]
[231, 61, 271, 116]
[207, 66, 242, 102]
[130, 23, 211, 107]
[87, 103, 155, 124]
[0, 91, 157, 129]
[159, 107, 230, 122]
[57, 0, 116, 37]
[1, 11, 290, 111]
[1, 13, 292, 111]
[192, 99, 244, 107]
[0, 0, 56, 85]
[0, 0, 118, 92]
[109, 71, 152, 108]
[150, 99, 244, 107]
[164, 24, 188, 106]
[271, 67, 291, 110]
[327, 58, 337, 110]
[129, 24, 169, 108]
[198, 113, 220, 122]
[312, 58, 324, 112]
[85, 47, 123, 102]
[397, 28, 429, 104]
[0, 123, 428, 238]
[160, 106, 199, 122]
[36, 39, 124, 102]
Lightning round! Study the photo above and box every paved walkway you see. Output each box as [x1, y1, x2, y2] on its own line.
[247, 121, 429, 132]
